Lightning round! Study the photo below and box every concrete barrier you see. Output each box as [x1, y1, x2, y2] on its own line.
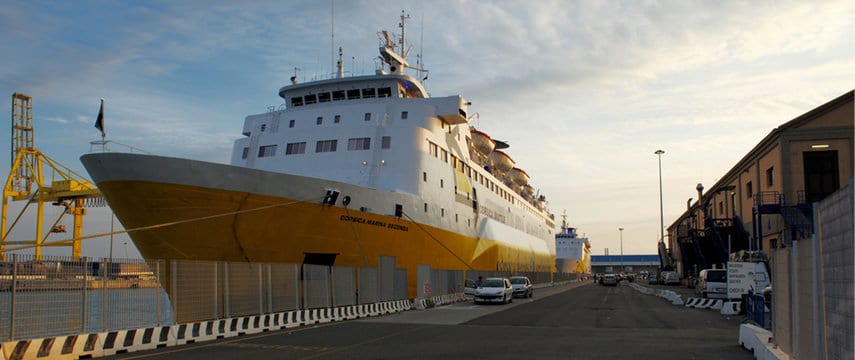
[720, 301, 741, 315]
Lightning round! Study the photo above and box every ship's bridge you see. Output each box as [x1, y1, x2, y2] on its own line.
[278, 74, 427, 109]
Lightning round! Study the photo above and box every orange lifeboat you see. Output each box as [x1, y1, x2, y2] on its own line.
[470, 129, 496, 155]
[508, 167, 530, 186]
[489, 150, 515, 172]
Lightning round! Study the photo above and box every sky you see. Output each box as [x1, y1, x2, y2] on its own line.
[0, 0, 853, 260]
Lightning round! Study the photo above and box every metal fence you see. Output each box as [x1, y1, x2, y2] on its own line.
[0, 254, 169, 341]
[1, 253, 588, 342]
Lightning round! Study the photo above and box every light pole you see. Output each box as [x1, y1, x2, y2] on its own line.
[619, 227, 624, 273]
[655, 149, 665, 244]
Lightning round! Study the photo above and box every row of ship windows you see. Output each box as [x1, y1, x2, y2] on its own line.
[244, 136, 392, 158]
[426, 139, 540, 216]
[268, 111, 408, 131]
[290, 87, 399, 107]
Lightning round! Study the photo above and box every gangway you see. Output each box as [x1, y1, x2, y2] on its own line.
[1, 92, 104, 260]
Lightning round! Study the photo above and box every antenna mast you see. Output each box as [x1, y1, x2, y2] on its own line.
[398, 10, 410, 59]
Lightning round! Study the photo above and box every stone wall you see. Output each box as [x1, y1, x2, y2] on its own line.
[817, 180, 853, 360]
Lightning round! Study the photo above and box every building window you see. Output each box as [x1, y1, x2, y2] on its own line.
[766, 167, 774, 187]
[746, 181, 753, 198]
[718, 201, 723, 215]
[440, 179, 444, 188]
[441, 149, 448, 163]
[364, 113, 372, 121]
[289, 120, 295, 128]
[401, 111, 408, 119]
[381, 136, 391, 149]
[316, 116, 323, 125]
[241, 147, 249, 159]
[286, 142, 306, 155]
[347, 137, 371, 151]
[334, 115, 341, 123]
[258, 144, 277, 158]
[441, 208, 445, 217]
[423, 172, 427, 182]
[424, 203, 428, 212]
[315, 140, 337, 153]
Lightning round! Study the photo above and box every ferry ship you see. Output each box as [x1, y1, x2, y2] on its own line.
[81, 14, 556, 297]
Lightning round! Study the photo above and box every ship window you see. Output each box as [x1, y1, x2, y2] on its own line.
[291, 97, 303, 107]
[429, 142, 438, 157]
[304, 94, 317, 104]
[241, 147, 249, 159]
[441, 208, 445, 217]
[347, 137, 371, 151]
[455, 214, 458, 222]
[378, 87, 392, 98]
[362, 88, 376, 98]
[289, 119, 295, 128]
[332, 90, 345, 101]
[316, 139, 338, 153]
[364, 113, 372, 121]
[286, 142, 306, 155]
[381, 136, 391, 149]
[440, 179, 444, 188]
[334, 115, 341, 123]
[258, 144, 277, 158]
[347, 89, 361, 99]
[423, 172, 427, 182]
[424, 203, 428, 212]
[316, 116, 323, 125]
[401, 111, 408, 119]
[318, 92, 331, 103]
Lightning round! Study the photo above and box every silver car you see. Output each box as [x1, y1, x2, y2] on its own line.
[509, 276, 533, 298]
[474, 277, 513, 304]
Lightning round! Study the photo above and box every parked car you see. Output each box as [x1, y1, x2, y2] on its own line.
[647, 273, 659, 285]
[509, 276, 533, 298]
[695, 269, 727, 298]
[473, 277, 513, 304]
[600, 274, 618, 286]
[464, 279, 478, 296]
[661, 271, 680, 285]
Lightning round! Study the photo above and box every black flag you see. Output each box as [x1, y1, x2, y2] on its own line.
[94, 98, 105, 136]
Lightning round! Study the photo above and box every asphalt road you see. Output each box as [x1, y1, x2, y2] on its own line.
[111, 281, 752, 359]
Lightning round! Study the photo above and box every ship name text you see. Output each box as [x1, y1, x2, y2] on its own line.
[339, 215, 409, 232]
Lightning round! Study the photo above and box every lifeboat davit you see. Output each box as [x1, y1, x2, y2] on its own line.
[489, 150, 515, 172]
[508, 167, 530, 186]
[470, 129, 496, 155]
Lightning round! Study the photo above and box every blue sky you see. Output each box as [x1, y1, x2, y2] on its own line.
[1, 1, 853, 259]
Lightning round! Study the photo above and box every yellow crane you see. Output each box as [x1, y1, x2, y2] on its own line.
[1, 92, 103, 260]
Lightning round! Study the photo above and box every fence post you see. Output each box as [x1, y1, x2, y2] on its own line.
[257, 263, 263, 315]
[101, 258, 108, 331]
[171, 260, 178, 322]
[81, 256, 88, 334]
[223, 262, 230, 318]
[266, 264, 272, 314]
[9, 253, 17, 341]
[156, 260, 162, 326]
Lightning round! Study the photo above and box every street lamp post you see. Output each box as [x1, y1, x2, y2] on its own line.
[619, 227, 624, 272]
[655, 150, 665, 242]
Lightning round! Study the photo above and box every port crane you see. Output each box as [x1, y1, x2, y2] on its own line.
[1, 93, 103, 260]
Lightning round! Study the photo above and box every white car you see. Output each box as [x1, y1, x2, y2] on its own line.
[509, 276, 533, 298]
[473, 277, 513, 304]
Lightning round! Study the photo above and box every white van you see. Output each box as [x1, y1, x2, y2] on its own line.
[696, 269, 728, 299]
